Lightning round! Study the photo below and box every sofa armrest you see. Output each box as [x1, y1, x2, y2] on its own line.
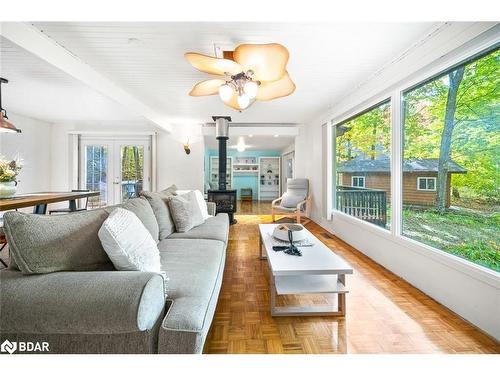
[207, 201, 216, 216]
[0, 270, 165, 335]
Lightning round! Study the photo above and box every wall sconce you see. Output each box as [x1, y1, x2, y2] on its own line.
[184, 140, 191, 155]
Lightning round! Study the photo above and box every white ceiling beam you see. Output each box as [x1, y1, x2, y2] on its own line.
[0, 22, 172, 133]
[202, 125, 299, 137]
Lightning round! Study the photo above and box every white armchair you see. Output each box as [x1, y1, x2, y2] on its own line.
[272, 178, 311, 225]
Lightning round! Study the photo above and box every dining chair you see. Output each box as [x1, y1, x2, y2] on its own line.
[48, 189, 90, 215]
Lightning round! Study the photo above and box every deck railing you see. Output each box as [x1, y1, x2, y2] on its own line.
[336, 186, 387, 227]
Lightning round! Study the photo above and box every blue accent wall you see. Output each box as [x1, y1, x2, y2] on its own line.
[205, 149, 280, 200]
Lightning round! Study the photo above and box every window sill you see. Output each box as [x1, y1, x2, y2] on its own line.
[331, 209, 500, 289]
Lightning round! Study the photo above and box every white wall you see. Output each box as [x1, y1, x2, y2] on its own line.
[0, 113, 52, 194]
[292, 124, 309, 179]
[156, 129, 204, 191]
[296, 24, 500, 339]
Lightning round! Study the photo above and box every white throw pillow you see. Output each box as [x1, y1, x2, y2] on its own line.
[98, 208, 161, 272]
[176, 189, 210, 220]
[194, 190, 210, 220]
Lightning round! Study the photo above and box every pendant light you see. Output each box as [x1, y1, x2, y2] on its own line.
[0, 78, 21, 134]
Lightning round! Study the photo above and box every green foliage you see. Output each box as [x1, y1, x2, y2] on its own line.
[336, 102, 391, 162]
[121, 146, 144, 181]
[404, 49, 500, 200]
[403, 208, 499, 271]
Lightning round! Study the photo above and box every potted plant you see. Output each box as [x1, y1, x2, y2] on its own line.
[0, 155, 22, 198]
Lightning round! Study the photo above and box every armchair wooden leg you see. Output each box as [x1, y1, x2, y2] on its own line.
[272, 208, 275, 222]
[296, 212, 301, 224]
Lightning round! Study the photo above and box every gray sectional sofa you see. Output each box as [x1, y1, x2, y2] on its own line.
[0, 192, 229, 354]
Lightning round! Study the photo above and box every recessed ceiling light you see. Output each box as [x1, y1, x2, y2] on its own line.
[274, 134, 279, 138]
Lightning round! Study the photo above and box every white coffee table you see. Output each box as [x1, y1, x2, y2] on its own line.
[259, 224, 353, 317]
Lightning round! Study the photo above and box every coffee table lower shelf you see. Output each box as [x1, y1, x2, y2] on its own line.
[270, 273, 348, 317]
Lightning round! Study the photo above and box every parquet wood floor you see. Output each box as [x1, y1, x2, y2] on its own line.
[204, 213, 500, 354]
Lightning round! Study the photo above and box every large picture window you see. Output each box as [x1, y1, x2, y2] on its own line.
[402, 47, 499, 271]
[334, 100, 391, 229]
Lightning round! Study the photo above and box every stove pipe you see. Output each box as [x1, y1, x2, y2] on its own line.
[213, 116, 231, 190]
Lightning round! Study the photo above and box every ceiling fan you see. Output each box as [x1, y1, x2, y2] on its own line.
[185, 43, 295, 111]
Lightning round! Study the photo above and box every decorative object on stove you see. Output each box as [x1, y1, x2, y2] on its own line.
[207, 116, 237, 224]
[0, 78, 21, 134]
[185, 43, 295, 111]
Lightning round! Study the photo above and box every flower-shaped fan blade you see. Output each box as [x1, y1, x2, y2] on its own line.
[184, 53, 242, 76]
[256, 72, 296, 101]
[233, 43, 289, 82]
[189, 79, 226, 96]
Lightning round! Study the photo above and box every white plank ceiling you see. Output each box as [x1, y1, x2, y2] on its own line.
[2, 22, 439, 125]
[0, 36, 144, 123]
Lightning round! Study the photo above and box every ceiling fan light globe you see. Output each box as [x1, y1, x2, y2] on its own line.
[244, 80, 259, 99]
[218, 84, 233, 101]
[237, 94, 250, 109]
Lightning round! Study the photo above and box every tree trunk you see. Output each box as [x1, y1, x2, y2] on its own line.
[133, 147, 140, 179]
[436, 67, 465, 213]
[371, 123, 377, 160]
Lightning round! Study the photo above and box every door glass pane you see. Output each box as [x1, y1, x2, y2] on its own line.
[85, 145, 108, 208]
[287, 158, 293, 178]
[120, 145, 144, 202]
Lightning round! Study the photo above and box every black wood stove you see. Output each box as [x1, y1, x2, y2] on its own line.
[208, 116, 237, 224]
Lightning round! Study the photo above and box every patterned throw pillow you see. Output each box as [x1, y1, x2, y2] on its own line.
[167, 191, 204, 232]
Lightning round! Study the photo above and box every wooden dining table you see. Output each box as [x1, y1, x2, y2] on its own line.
[0, 191, 100, 214]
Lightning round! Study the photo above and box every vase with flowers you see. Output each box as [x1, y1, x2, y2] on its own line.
[0, 155, 23, 198]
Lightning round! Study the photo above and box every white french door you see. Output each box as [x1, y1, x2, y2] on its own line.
[79, 136, 151, 207]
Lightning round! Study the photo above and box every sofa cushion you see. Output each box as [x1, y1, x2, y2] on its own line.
[167, 213, 229, 243]
[3, 209, 113, 274]
[163, 184, 178, 195]
[0, 270, 165, 334]
[105, 197, 159, 242]
[140, 191, 176, 240]
[157, 238, 224, 338]
[167, 191, 204, 233]
[281, 191, 306, 208]
[99, 208, 161, 272]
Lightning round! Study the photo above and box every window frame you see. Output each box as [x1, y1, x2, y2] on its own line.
[351, 176, 366, 188]
[416, 177, 437, 191]
[332, 98, 391, 231]
[328, 39, 500, 279]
